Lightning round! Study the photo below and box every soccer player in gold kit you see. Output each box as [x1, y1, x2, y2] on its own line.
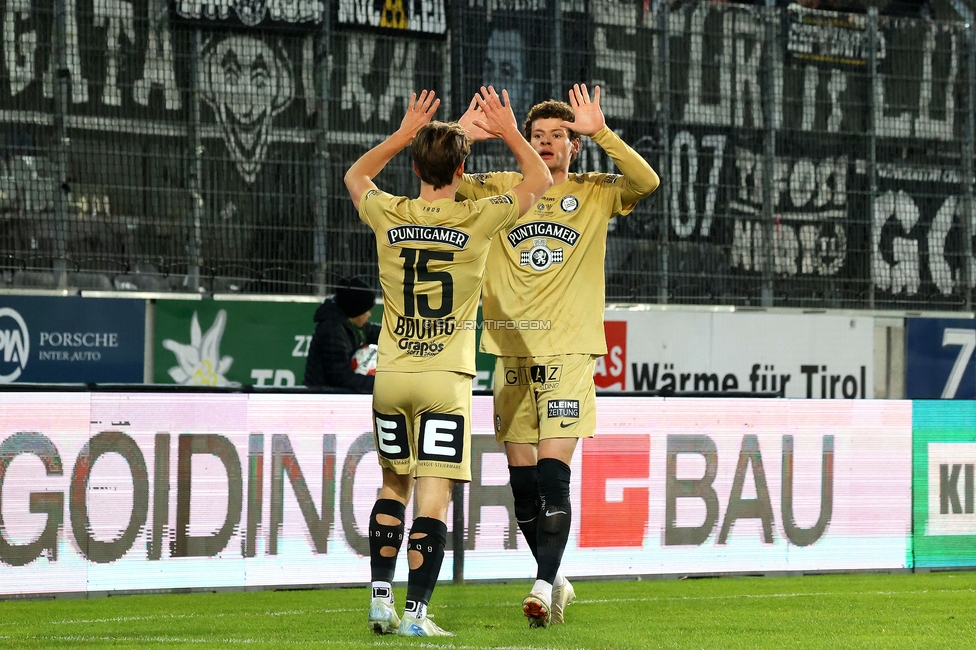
[344, 87, 551, 637]
[458, 84, 660, 627]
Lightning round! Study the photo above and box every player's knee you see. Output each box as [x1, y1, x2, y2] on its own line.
[538, 458, 571, 534]
[407, 517, 447, 570]
[538, 458, 571, 503]
[369, 499, 406, 552]
[509, 465, 540, 523]
[370, 499, 406, 528]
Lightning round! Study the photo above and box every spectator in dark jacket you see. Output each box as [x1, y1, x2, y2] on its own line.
[303, 277, 381, 392]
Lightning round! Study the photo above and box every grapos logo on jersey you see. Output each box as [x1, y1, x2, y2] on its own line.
[386, 225, 469, 249]
[0, 307, 30, 383]
[395, 317, 452, 357]
[594, 320, 627, 390]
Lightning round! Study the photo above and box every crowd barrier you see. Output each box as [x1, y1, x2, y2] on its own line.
[1, 391, 974, 598]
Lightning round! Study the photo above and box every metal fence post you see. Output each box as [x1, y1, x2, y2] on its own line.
[187, 29, 203, 293]
[760, 0, 777, 306]
[964, 23, 975, 311]
[450, 4, 466, 585]
[451, 481, 465, 584]
[313, 13, 333, 297]
[657, 0, 670, 305]
[552, 0, 563, 99]
[867, 8, 878, 310]
[52, 0, 69, 288]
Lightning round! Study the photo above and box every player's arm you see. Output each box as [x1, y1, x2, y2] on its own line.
[472, 86, 552, 217]
[562, 83, 660, 208]
[344, 90, 440, 210]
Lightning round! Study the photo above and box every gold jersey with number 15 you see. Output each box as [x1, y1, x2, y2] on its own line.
[358, 188, 520, 376]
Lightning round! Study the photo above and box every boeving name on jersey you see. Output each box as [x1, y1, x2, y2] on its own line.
[507, 221, 580, 248]
[387, 225, 470, 249]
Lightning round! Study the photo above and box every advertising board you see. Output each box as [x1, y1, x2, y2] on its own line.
[0, 296, 145, 384]
[912, 401, 976, 568]
[598, 311, 874, 398]
[906, 318, 976, 399]
[154, 300, 320, 387]
[154, 300, 497, 390]
[0, 393, 912, 595]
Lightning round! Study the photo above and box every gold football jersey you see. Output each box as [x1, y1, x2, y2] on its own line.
[359, 188, 520, 375]
[459, 171, 629, 356]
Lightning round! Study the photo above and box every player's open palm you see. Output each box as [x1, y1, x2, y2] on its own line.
[397, 90, 440, 140]
[472, 86, 519, 139]
[564, 83, 605, 137]
[459, 95, 495, 142]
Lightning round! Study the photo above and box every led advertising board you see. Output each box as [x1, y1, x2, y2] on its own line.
[0, 393, 912, 596]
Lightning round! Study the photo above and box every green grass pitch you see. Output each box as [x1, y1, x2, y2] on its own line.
[1, 572, 974, 648]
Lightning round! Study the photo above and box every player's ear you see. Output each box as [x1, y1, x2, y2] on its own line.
[412, 162, 421, 179]
[456, 159, 465, 178]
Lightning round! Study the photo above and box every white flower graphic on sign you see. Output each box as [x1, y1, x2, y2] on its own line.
[162, 310, 240, 386]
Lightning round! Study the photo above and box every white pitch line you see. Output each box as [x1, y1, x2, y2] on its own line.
[47, 607, 360, 626]
[572, 587, 976, 605]
[9, 636, 576, 650]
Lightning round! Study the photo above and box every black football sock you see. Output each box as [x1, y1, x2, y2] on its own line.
[404, 517, 448, 617]
[369, 498, 406, 597]
[509, 465, 541, 560]
[536, 458, 572, 584]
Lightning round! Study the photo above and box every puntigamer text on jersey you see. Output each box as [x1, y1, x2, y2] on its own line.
[506, 221, 581, 247]
[386, 225, 470, 249]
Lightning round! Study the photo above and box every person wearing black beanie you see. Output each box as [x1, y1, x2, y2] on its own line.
[303, 277, 381, 392]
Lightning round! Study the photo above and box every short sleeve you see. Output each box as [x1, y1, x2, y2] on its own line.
[358, 188, 388, 227]
[475, 190, 521, 237]
[458, 172, 522, 202]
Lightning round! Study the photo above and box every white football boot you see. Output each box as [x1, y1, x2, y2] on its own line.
[367, 598, 400, 635]
[397, 612, 455, 637]
[550, 578, 576, 624]
[522, 587, 552, 628]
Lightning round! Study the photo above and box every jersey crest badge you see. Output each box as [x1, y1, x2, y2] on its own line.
[520, 238, 564, 272]
[560, 195, 579, 212]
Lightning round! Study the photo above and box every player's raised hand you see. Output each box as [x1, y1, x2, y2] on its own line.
[563, 83, 605, 137]
[458, 95, 495, 142]
[472, 86, 520, 138]
[396, 90, 440, 140]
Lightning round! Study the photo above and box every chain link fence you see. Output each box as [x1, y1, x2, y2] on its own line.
[1, 0, 973, 310]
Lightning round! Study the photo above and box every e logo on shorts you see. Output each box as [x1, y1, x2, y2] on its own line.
[374, 411, 410, 460]
[418, 413, 464, 463]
